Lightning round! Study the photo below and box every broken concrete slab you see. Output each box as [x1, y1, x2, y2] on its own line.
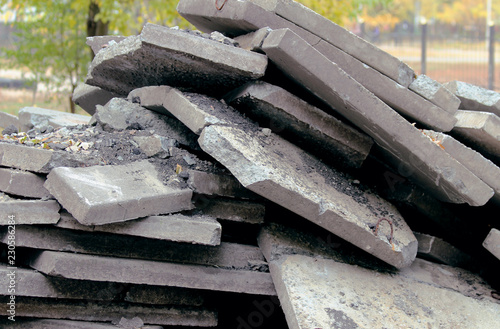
[177, 0, 415, 87]
[187, 169, 259, 199]
[85, 23, 267, 97]
[260, 28, 494, 206]
[29, 250, 276, 296]
[199, 123, 417, 268]
[127, 85, 173, 116]
[1, 224, 265, 269]
[409, 74, 461, 114]
[0, 265, 120, 301]
[189, 197, 265, 224]
[86, 35, 127, 55]
[0, 318, 163, 329]
[422, 129, 500, 204]
[451, 110, 500, 164]
[124, 285, 205, 306]
[225, 81, 374, 168]
[414, 232, 474, 268]
[0, 167, 51, 199]
[0, 142, 99, 174]
[445, 80, 500, 116]
[0, 296, 217, 327]
[93, 97, 199, 149]
[0, 198, 60, 224]
[72, 83, 121, 115]
[0, 111, 19, 130]
[271, 254, 500, 329]
[483, 228, 500, 261]
[18, 107, 90, 132]
[44, 160, 193, 225]
[56, 212, 222, 246]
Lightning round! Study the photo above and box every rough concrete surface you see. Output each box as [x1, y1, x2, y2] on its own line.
[55, 212, 222, 246]
[409, 74, 461, 113]
[452, 110, 500, 164]
[199, 123, 417, 269]
[18, 107, 90, 132]
[0, 111, 20, 130]
[85, 23, 267, 97]
[0, 167, 51, 199]
[445, 80, 500, 116]
[225, 81, 374, 168]
[0, 198, 60, 224]
[483, 228, 500, 261]
[414, 232, 473, 268]
[260, 28, 494, 206]
[44, 160, 193, 225]
[29, 250, 276, 296]
[72, 83, 121, 115]
[270, 254, 500, 329]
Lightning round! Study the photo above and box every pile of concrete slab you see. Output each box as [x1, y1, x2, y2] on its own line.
[1, 0, 500, 328]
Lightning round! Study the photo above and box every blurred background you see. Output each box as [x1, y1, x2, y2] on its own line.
[0, 0, 499, 114]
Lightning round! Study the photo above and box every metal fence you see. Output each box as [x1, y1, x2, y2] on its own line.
[362, 24, 500, 92]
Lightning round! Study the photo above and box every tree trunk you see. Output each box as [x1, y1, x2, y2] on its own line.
[87, 1, 110, 60]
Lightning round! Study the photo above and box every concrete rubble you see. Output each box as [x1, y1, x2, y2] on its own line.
[0, 0, 499, 327]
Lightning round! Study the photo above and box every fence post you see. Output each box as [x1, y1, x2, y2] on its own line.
[488, 24, 495, 90]
[421, 21, 427, 75]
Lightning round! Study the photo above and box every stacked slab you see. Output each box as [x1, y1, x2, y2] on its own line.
[1, 0, 500, 328]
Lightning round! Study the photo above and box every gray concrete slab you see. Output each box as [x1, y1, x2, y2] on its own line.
[0, 296, 217, 327]
[125, 285, 205, 306]
[85, 23, 267, 97]
[225, 81, 374, 168]
[0, 142, 99, 174]
[414, 232, 473, 268]
[55, 212, 221, 246]
[409, 74, 461, 114]
[29, 250, 276, 296]
[0, 265, 120, 301]
[44, 160, 193, 225]
[0, 199, 60, 224]
[269, 254, 500, 329]
[260, 28, 494, 206]
[86, 35, 127, 55]
[0, 111, 19, 130]
[445, 80, 500, 116]
[18, 107, 90, 132]
[72, 83, 121, 115]
[127, 85, 172, 116]
[0, 167, 51, 199]
[177, 0, 415, 87]
[422, 129, 500, 204]
[189, 197, 265, 224]
[0, 224, 265, 269]
[451, 110, 500, 164]
[199, 123, 417, 268]
[0, 318, 163, 329]
[483, 228, 500, 261]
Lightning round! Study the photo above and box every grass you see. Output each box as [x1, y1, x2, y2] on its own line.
[0, 88, 89, 117]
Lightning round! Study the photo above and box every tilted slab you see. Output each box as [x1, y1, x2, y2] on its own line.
[451, 110, 500, 164]
[29, 250, 276, 296]
[225, 81, 374, 168]
[269, 254, 500, 329]
[44, 160, 193, 225]
[85, 23, 267, 97]
[0, 167, 51, 199]
[483, 228, 500, 261]
[0, 318, 163, 329]
[18, 107, 90, 132]
[422, 129, 500, 204]
[260, 28, 493, 206]
[0, 142, 99, 174]
[177, 0, 414, 87]
[414, 232, 473, 268]
[187, 169, 259, 199]
[0, 296, 217, 327]
[0, 111, 19, 130]
[199, 123, 417, 268]
[86, 35, 127, 55]
[0, 199, 60, 225]
[72, 83, 121, 115]
[445, 80, 500, 116]
[0, 224, 265, 269]
[409, 74, 461, 114]
[55, 211, 221, 246]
